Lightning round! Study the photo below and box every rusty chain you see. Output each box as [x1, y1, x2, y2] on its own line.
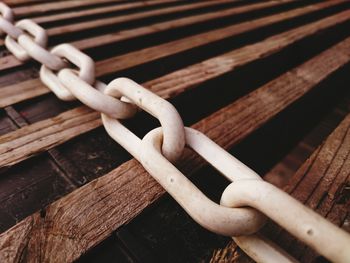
[1, 3, 350, 263]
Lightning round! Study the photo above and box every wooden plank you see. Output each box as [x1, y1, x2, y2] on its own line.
[264, 96, 350, 187]
[0, 107, 100, 167]
[0, 0, 343, 106]
[71, 0, 294, 50]
[21, 0, 236, 37]
[1, 34, 349, 262]
[1, 8, 350, 167]
[0, 0, 222, 46]
[4, 0, 41, 4]
[95, 0, 340, 77]
[285, 126, 350, 262]
[3, 0, 44, 6]
[33, 0, 180, 24]
[0, 0, 296, 71]
[12, 0, 125, 17]
[211, 112, 350, 263]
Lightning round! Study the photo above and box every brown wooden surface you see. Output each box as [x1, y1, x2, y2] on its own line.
[0, 0, 238, 45]
[2, 31, 350, 261]
[10, 0, 126, 17]
[0, 0, 295, 76]
[0, 1, 349, 262]
[211, 109, 350, 263]
[0, 0, 294, 71]
[2, 2, 350, 168]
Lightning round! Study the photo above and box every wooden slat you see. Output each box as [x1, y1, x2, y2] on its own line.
[95, 0, 339, 77]
[0, 0, 295, 71]
[1, 34, 350, 262]
[1, 8, 350, 168]
[44, 0, 262, 37]
[0, 0, 230, 46]
[3, 0, 44, 6]
[6, 0, 236, 43]
[0, 0, 343, 107]
[12, 0, 125, 17]
[0, 107, 101, 167]
[33, 0, 179, 24]
[264, 95, 350, 187]
[211, 111, 350, 263]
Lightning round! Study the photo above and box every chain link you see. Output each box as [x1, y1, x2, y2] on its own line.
[0, 2, 14, 35]
[5, 19, 47, 61]
[103, 78, 185, 163]
[140, 127, 266, 236]
[40, 43, 95, 100]
[58, 70, 138, 119]
[222, 181, 350, 263]
[1, 2, 350, 263]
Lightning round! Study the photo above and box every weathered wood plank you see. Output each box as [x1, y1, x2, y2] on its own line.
[95, 0, 339, 77]
[1, 34, 349, 262]
[0, 0, 296, 71]
[0, 0, 230, 46]
[211, 112, 350, 263]
[0, 107, 101, 167]
[265, 96, 350, 187]
[12, 0, 125, 17]
[33, 0, 179, 24]
[0, 0, 344, 107]
[2, 9, 350, 168]
[3, 0, 44, 6]
[269, 108, 350, 262]
[17, 0, 236, 39]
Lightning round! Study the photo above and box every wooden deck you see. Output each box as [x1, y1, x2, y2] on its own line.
[0, 0, 349, 262]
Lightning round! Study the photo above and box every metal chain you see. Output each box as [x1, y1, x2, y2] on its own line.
[1, 3, 350, 263]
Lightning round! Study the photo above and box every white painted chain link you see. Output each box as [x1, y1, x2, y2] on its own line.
[5, 19, 48, 61]
[1, 2, 350, 263]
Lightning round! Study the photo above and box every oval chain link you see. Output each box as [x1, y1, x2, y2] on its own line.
[40, 43, 95, 101]
[222, 181, 350, 263]
[102, 77, 185, 163]
[5, 19, 47, 61]
[57, 70, 138, 119]
[0, 2, 16, 36]
[140, 127, 266, 236]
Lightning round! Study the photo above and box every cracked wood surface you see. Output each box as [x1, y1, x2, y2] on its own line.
[211, 112, 350, 263]
[1, 33, 350, 262]
[1, 8, 350, 168]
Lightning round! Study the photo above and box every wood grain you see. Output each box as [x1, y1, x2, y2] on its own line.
[2, 9, 350, 168]
[0, 0, 294, 71]
[0, 0, 344, 107]
[1, 34, 350, 262]
[32, 0, 179, 24]
[211, 112, 350, 263]
[0, 0, 229, 46]
[3, 0, 44, 6]
[264, 95, 350, 187]
[0, 107, 101, 167]
[12, 0, 125, 17]
[95, 0, 338, 77]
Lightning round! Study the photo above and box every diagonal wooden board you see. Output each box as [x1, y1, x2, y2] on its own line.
[0, 0, 243, 46]
[12, 0, 126, 17]
[1, 7, 350, 167]
[0, 0, 346, 105]
[0, 0, 296, 72]
[1, 33, 350, 262]
[32, 0, 180, 24]
[211, 110, 350, 263]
